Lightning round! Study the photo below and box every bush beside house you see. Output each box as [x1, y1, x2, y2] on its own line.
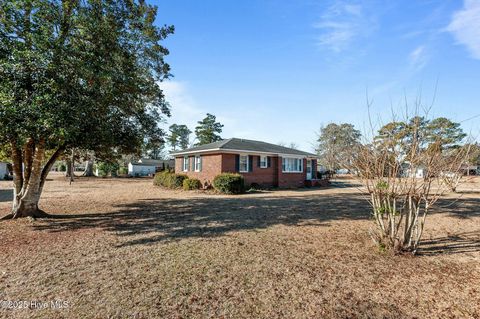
[154, 171, 246, 193]
[213, 173, 245, 194]
[154, 171, 188, 189]
[183, 178, 201, 190]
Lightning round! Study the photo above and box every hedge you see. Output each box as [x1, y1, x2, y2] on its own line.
[154, 171, 188, 189]
[183, 178, 201, 190]
[213, 173, 245, 194]
[96, 161, 119, 177]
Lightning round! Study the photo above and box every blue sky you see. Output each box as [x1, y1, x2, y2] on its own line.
[154, 0, 480, 151]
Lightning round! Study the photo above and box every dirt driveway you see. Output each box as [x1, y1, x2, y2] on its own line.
[0, 174, 479, 318]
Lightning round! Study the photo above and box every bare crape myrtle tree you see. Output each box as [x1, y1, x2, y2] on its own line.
[350, 107, 470, 254]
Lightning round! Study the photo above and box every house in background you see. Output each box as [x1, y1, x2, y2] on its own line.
[171, 138, 321, 188]
[128, 158, 174, 177]
[0, 162, 11, 180]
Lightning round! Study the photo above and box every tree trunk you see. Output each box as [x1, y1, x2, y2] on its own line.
[3, 139, 47, 219]
[69, 150, 74, 184]
[83, 160, 94, 176]
[2, 141, 64, 220]
[66, 159, 72, 177]
[10, 190, 49, 218]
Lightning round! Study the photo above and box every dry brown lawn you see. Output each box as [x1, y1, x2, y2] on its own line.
[0, 173, 479, 319]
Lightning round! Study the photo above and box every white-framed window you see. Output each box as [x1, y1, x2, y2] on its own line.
[194, 155, 202, 172]
[259, 156, 268, 168]
[183, 156, 189, 172]
[282, 157, 303, 173]
[239, 155, 249, 172]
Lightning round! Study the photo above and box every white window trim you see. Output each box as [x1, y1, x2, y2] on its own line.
[194, 155, 202, 172]
[259, 155, 268, 168]
[282, 157, 303, 173]
[239, 154, 249, 173]
[183, 156, 189, 172]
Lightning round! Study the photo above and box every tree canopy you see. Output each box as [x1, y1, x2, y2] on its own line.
[167, 124, 192, 150]
[194, 113, 223, 146]
[0, 0, 173, 218]
[375, 116, 466, 155]
[316, 123, 361, 171]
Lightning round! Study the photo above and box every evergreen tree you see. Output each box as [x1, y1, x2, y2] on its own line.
[194, 113, 224, 145]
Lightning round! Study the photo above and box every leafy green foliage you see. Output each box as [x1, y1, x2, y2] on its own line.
[118, 167, 128, 175]
[153, 171, 188, 189]
[0, 0, 174, 161]
[316, 123, 361, 171]
[465, 143, 480, 165]
[168, 124, 192, 150]
[142, 136, 167, 160]
[426, 117, 467, 149]
[194, 113, 224, 146]
[213, 173, 245, 194]
[58, 163, 67, 172]
[96, 161, 119, 177]
[183, 178, 201, 190]
[375, 117, 466, 153]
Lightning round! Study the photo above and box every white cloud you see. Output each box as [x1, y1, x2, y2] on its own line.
[409, 45, 428, 70]
[313, 1, 373, 52]
[159, 82, 314, 151]
[447, 0, 480, 59]
[160, 80, 204, 130]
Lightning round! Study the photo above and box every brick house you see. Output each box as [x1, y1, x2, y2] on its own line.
[171, 138, 319, 188]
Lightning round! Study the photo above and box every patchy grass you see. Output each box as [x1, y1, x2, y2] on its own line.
[0, 173, 479, 318]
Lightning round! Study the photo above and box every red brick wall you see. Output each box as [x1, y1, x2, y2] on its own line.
[222, 154, 279, 187]
[277, 157, 307, 188]
[175, 153, 310, 188]
[175, 154, 223, 187]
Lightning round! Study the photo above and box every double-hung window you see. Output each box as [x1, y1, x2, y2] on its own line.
[194, 155, 202, 172]
[239, 155, 249, 172]
[259, 156, 268, 168]
[183, 156, 189, 172]
[282, 157, 303, 173]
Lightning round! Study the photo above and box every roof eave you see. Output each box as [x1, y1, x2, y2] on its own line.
[171, 148, 318, 158]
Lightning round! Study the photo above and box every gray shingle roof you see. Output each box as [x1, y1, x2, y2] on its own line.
[170, 138, 317, 157]
[135, 159, 175, 166]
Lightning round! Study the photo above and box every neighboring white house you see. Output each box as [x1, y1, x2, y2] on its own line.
[400, 163, 427, 178]
[0, 162, 9, 180]
[128, 159, 174, 177]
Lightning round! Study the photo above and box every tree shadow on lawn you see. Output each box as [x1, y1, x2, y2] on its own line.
[435, 196, 480, 219]
[31, 191, 480, 253]
[32, 193, 371, 247]
[419, 231, 480, 256]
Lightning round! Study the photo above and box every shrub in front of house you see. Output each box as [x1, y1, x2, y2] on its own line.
[183, 178, 201, 190]
[154, 171, 188, 189]
[118, 166, 128, 175]
[213, 173, 245, 194]
[153, 171, 168, 186]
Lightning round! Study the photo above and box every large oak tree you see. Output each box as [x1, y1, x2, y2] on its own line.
[0, 0, 173, 218]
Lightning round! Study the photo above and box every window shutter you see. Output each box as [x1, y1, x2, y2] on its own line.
[257, 156, 261, 167]
[235, 155, 240, 172]
[248, 156, 253, 172]
[199, 156, 202, 172]
[267, 157, 271, 168]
